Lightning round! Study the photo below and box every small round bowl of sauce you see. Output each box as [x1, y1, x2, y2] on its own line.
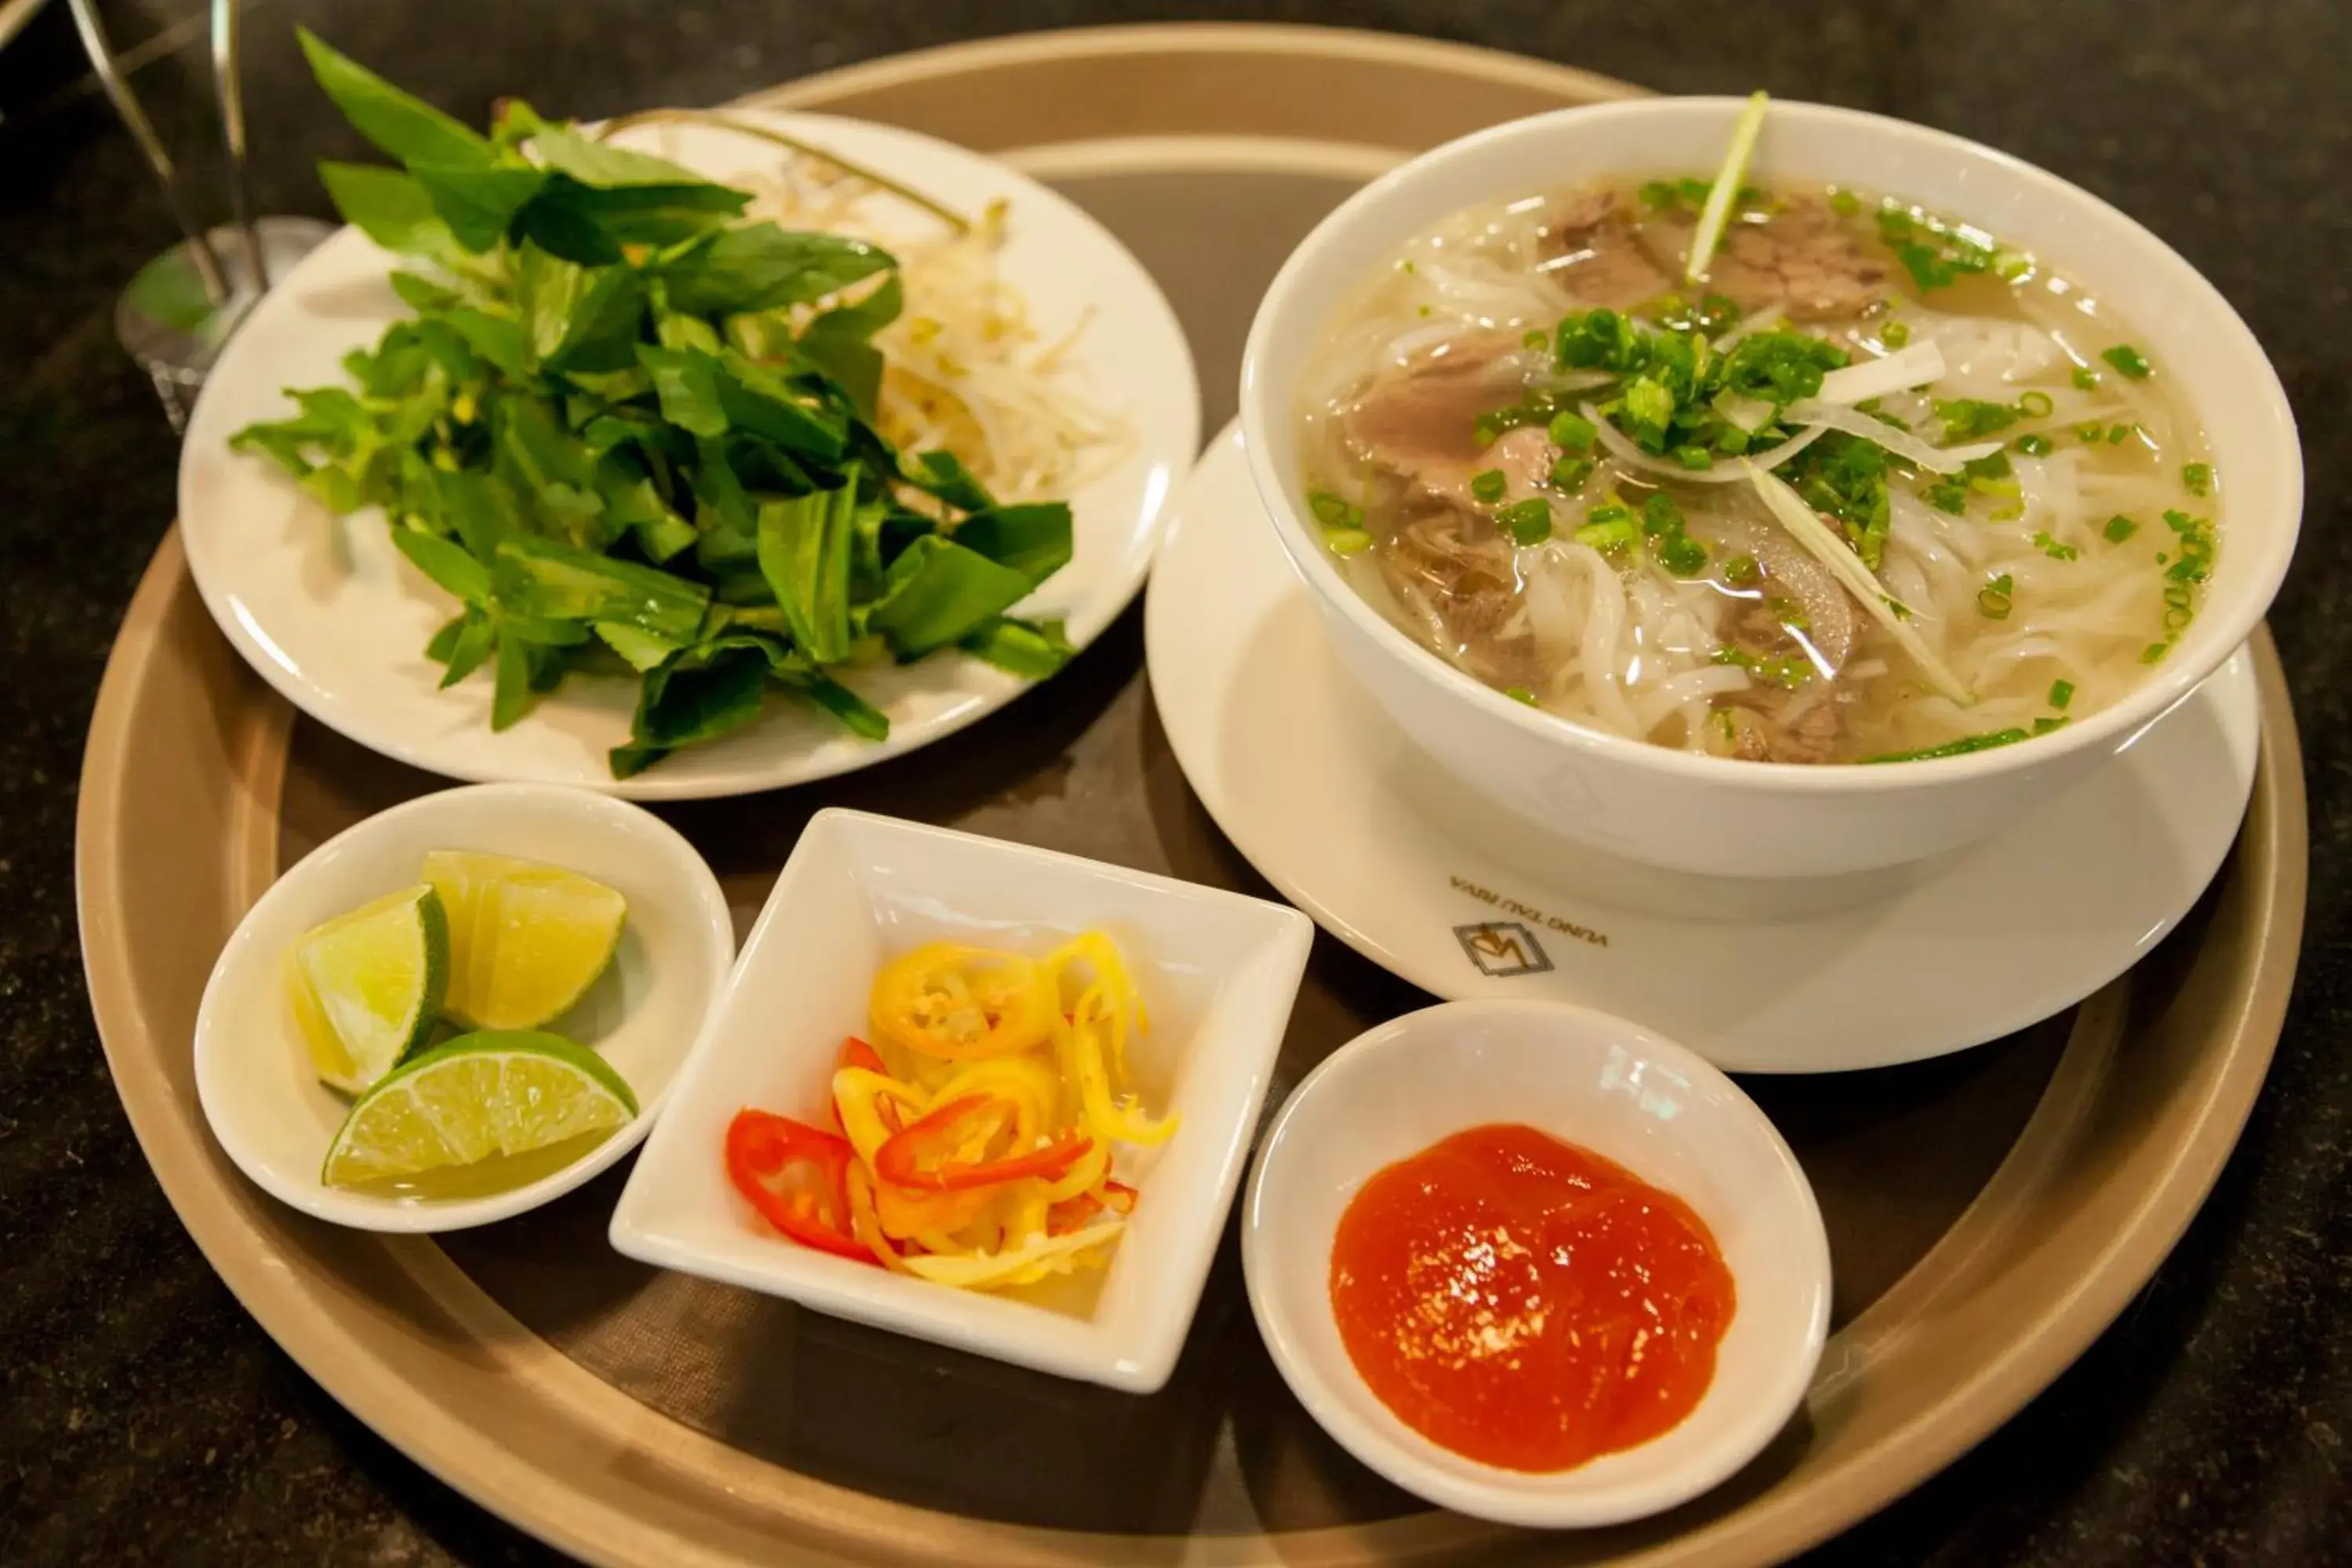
[1243, 1000, 1829, 1528]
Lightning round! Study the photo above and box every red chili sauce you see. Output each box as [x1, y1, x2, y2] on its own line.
[1329, 1123, 1735, 1472]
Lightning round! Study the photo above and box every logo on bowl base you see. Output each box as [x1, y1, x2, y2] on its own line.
[1454, 921, 1554, 978]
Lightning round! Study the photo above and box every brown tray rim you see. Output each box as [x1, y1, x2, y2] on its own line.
[74, 24, 2309, 1568]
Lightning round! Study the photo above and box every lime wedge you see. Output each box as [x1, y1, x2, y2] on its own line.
[423, 850, 627, 1030]
[290, 885, 448, 1094]
[320, 1030, 637, 1189]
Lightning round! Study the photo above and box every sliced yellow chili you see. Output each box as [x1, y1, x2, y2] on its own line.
[870, 942, 1059, 1062]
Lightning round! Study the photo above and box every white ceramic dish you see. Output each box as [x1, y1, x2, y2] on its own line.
[179, 110, 1199, 800]
[192, 784, 735, 1232]
[1147, 424, 2261, 1073]
[1238, 97, 2299, 877]
[1244, 998, 1830, 1527]
[608, 808, 1312, 1392]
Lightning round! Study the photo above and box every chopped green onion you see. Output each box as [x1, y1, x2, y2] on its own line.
[1504, 685, 1541, 706]
[1584, 501, 1632, 527]
[1722, 553, 1761, 588]
[1685, 91, 1771, 285]
[2032, 531, 2079, 561]
[2016, 390, 2055, 418]
[1936, 398, 2020, 441]
[1864, 728, 2031, 764]
[1572, 517, 1638, 552]
[1548, 411, 1598, 452]
[1881, 319, 1911, 348]
[1497, 497, 1553, 546]
[2031, 716, 2068, 736]
[1711, 646, 1811, 688]
[1308, 490, 1363, 529]
[2049, 679, 2075, 710]
[2101, 344, 2153, 379]
[1469, 468, 1508, 503]
[1673, 445, 1715, 470]
[2014, 433, 2053, 456]
[1398, 259, 1417, 274]
[2140, 641, 2170, 665]
[1831, 189, 1861, 217]
[1925, 477, 1969, 514]
[2182, 462, 2213, 497]
[2104, 514, 2139, 543]
[2106, 422, 2136, 445]
[2071, 365, 2100, 391]
[1977, 572, 2015, 619]
[2076, 422, 2106, 441]
[1325, 528, 1372, 556]
[1550, 456, 1595, 492]
[1522, 328, 1547, 350]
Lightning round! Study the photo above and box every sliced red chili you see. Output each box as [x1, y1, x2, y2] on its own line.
[725, 1109, 872, 1264]
[826, 1036, 893, 1135]
[873, 1093, 1094, 1193]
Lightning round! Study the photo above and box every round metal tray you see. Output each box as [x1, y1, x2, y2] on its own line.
[75, 24, 2304, 1567]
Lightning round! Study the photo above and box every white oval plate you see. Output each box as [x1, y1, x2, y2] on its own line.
[193, 784, 735, 1232]
[179, 111, 1198, 800]
[1146, 423, 2261, 1073]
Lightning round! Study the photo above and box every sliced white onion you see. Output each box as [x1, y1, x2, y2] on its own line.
[1744, 461, 1974, 706]
[1581, 401, 1828, 485]
[1813, 341, 1948, 406]
[1784, 399, 2006, 474]
[1715, 391, 1777, 434]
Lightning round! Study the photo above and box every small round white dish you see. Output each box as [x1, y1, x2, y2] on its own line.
[1243, 998, 1831, 1529]
[177, 110, 1199, 800]
[1146, 424, 2263, 1073]
[193, 784, 735, 1232]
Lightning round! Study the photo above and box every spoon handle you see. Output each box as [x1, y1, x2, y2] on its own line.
[65, 0, 230, 305]
[211, 0, 267, 290]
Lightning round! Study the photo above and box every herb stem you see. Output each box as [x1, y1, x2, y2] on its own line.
[592, 108, 971, 233]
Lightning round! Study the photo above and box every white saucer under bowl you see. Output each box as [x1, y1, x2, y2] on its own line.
[1145, 423, 2261, 1074]
[180, 111, 1198, 800]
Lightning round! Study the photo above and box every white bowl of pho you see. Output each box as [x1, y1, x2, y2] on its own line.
[1239, 96, 2298, 879]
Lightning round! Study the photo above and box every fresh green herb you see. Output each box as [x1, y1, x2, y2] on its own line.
[2016, 390, 2055, 418]
[1831, 188, 1861, 217]
[2049, 679, 2075, 710]
[1504, 685, 1541, 706]
[1469, 468, 1508, 503]
[1925, 477, 1970, 514]
[1722, 553, 1761, 588]
[1785, 433, 1893, 567]
[1935, 398, 2020, 441]
[2014, 433, 2053, 456]
[1882, 319, 1911, 348]
[1572, 516, 1638, 552]
[1323, 528, 1373, 556]
[230, 34, 1076, 779]
[1977, 572, 2015, 619]
[2104, 514, 2140, 543]
[1497, 497, 1554, 546]
[1549, 306, 1847, 459]
[2076, 422, 2107, 442]
[2032, 716, 2069, 736]
[1640, 492, 1709, 575]
[1550, 456, 1596, 492]
[2140, 641, 2171, 665]
[2071, 365, 2100, 390]
[2100, 344, 2153, 379]
[2032, 531, 2079, 561]
[1711, 646, 1812, 688]
[2182, 462, 2213, 497]
[1548, 410, 1598, 452]
[2107, 422, 2137, 445]
[1864, 728, 2031, 763]
[1875, 204, 2024, 293]
[1584, 501, 1633, 527]
[1522, 328, 1548, 350]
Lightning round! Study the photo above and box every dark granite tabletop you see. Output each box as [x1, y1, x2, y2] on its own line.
[4, 2, 2347, 1563]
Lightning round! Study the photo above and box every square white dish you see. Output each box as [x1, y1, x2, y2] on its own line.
[610, 808, 1313, 1392]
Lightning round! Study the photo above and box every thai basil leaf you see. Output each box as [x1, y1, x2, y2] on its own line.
[410, 162, 547, 252]
[490, 534, 710, 644]
[638, 346, 729, 438]
[528, 125, 711, 190]
[431, 608, 498, 688]
[491, 632, 538, 730]
[442, 307, 533, 379]
[656, 223, 895, 314]
[717, 352, 848, 463]
[297, 28, 492, 169]
[540, 266, 644, 373]
[612, 643, 771, 775]
[318, 162, 451, 253]
[789, 670, 889, 740]
[390, 524, 490, 603]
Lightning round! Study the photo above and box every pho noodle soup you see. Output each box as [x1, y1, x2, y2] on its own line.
[1295, 118, 2216, 765]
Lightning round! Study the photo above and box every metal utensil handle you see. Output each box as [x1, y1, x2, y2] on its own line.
[66, 0, 230, 306]
[211, 0, 266, 290]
